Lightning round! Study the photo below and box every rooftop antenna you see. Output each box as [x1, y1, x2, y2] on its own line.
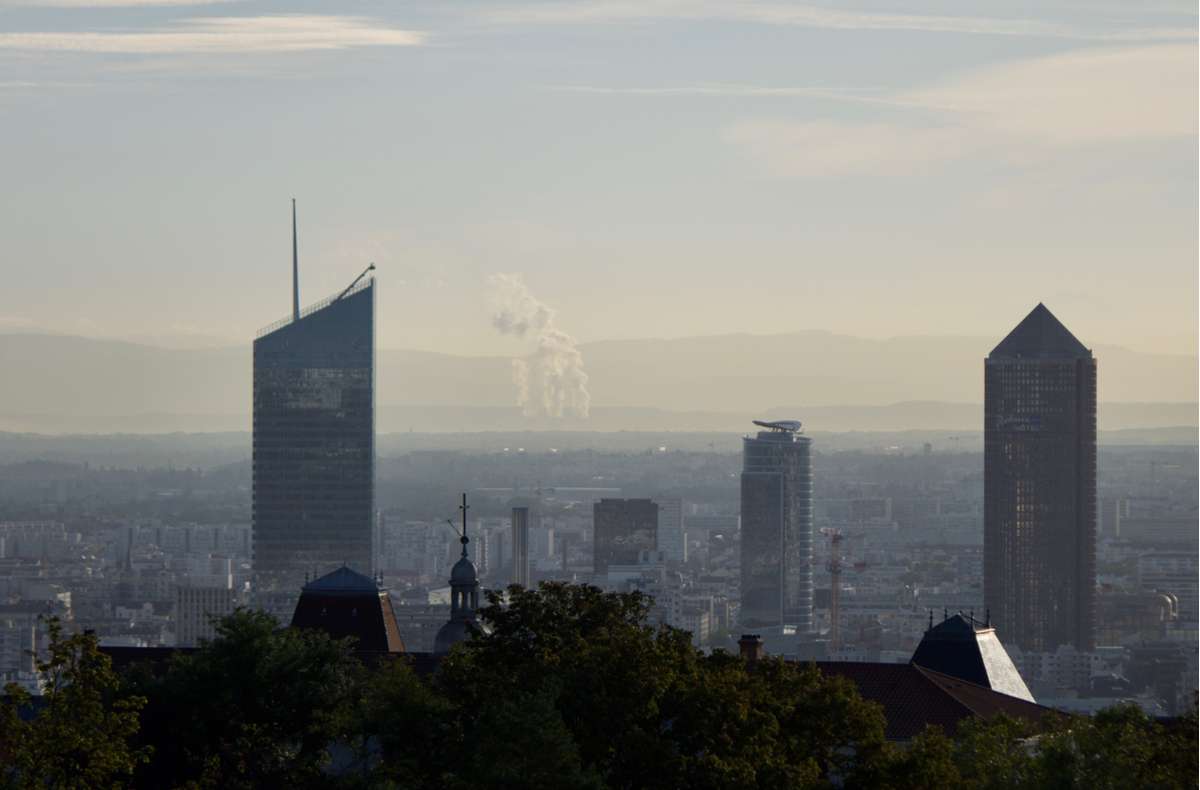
[291, 198, 300, 321]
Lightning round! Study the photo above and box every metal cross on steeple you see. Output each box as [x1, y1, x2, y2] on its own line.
[458, 492, 470, 558]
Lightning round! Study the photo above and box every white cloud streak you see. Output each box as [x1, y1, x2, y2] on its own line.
[0, 15, 425, 54]
[547, 82, 949, 111]
[2, 0, 241, 7]
[481, 1, 1193, 42]
[724, 44, 1198, 178]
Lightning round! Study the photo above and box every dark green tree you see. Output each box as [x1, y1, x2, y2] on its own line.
[1031, 703, 1198, 790]
[129, 608, 361, 789]
[0, 617, 149, 789]
[435, 582, 891, 790]
[347, 655, 459, 789]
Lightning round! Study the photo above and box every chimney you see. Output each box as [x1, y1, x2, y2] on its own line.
[738, 634, 764, 664]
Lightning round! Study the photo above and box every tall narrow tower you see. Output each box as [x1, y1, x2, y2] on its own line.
[252, 216, 376, 595]
[984, 304, 1096, 651]
[739, 420, 813, 633]
[511, 505, 531, 588]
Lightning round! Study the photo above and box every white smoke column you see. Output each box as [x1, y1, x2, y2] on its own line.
[488, 273, 590, 418]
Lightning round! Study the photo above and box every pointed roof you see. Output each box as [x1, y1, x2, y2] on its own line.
[302, 565, 378, 595]
[910, 613, 1034, 702]
[989, 303, 1090, 360]
[291, 565, 406, 653]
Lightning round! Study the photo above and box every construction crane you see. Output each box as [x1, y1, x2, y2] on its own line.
[822, 528, 845, 651]
[822, 528, 869, 652]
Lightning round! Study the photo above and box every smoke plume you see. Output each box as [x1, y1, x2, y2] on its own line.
[488, 273, 590, 418]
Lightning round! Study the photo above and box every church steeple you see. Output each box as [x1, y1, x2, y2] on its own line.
[435, 493, 482, 654]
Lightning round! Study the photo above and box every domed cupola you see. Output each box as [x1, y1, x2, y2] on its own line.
[435, 494, 485, 654]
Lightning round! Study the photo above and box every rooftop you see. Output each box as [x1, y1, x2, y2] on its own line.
[989, 303, 1091, 360]
[910, 613, 1034, 702]
[255, 276, 374, 339]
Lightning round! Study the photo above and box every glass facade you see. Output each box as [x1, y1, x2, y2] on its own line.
[984, 305, 1096, 652]
[740, 428, 813, 632]
[252, 279, 375, 590]
[593, 498, 659, 575]
[511, 506, 530, 588]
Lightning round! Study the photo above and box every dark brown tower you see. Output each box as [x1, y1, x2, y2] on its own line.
[593, 498, 658, 576]
[984, 304, 1096, 651]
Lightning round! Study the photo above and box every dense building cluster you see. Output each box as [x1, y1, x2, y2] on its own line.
[0, 302, 1193, 725]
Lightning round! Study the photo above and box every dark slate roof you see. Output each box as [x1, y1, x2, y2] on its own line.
[989, 303, 1091, 360]
[815, 662, 1054, 741]
[303, 565, 379, 595]
[290, 587, 406, 653]
[910, 614, 1034, 702]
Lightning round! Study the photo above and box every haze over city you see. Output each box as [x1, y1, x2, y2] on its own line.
[0, 2, 1196, 787]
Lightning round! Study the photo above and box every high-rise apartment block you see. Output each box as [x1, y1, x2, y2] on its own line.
[593, 499, 658, 576]
[175, 584, 237, 647]
[654, 497, 686, 564]
[252, 264, 375, 591]
[984, 304, 1096, 652]
[511, 506, 531, 587]
[739, 420, 813, 633]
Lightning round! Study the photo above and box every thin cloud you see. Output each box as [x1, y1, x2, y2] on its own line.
[724, 44, 1198, 178]
[480, 1, 1193, 42]
[0, 15, 426, 54]
[3, 0, 241, 6]
[546, 83, 948, 111]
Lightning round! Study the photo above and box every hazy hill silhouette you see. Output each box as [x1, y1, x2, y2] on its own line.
[0, 332, 1193, 433]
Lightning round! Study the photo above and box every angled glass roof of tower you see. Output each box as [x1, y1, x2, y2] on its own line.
[252, 278, 375, 590]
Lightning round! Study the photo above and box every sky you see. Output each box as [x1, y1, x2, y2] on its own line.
[1, 0, 1196, 358]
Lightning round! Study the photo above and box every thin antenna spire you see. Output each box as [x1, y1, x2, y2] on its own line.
[291, 198, 300, 321]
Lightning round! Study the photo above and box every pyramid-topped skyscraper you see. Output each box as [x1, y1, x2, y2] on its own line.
[984, 304, 1096, 651]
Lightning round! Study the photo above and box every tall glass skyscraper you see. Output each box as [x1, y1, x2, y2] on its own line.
[985, 303, 1096, 652]
[740, 421, 813, 633]
[252, 278, 375, 591]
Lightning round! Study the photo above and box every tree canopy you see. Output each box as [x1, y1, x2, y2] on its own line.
[1, 585, 1195, 789]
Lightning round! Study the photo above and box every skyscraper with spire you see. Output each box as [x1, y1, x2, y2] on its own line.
[984, 304, 1096, 652]
[252, 204, 376, 593]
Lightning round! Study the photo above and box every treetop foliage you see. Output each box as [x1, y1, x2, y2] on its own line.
[0, 585, 1194, 789]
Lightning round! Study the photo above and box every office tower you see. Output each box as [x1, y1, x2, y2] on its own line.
[511, 506, 531, 588]
[740, 420, 813, 633]
[252, 213, 375, 592]
[593, 499, 658, 576]
[984, 304, 1096, 652]
[654, 496, 686, 564]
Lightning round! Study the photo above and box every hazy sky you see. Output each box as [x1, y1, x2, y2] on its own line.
[1, 0, 1196, 357]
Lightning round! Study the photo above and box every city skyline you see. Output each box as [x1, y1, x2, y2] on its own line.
[0, 2, 1195, 781]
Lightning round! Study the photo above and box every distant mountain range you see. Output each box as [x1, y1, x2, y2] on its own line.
[0, 332, 1194, 434]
